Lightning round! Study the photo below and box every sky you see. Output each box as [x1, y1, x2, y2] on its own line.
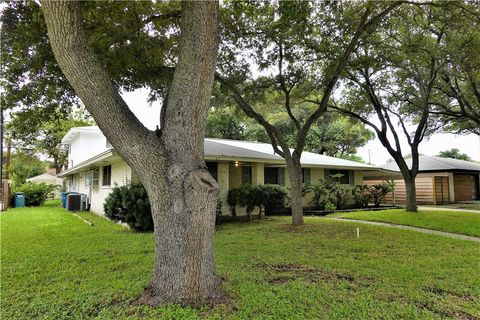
[123, 88, 480, 165]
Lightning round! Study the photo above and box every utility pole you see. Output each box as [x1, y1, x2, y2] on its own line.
[1, 109, 4, 183]
[1, 109, 12, 211]
[1, 109, 4, 210]
[0, 109, 7, 210]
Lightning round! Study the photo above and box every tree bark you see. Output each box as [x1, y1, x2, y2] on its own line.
[286, 155, 304, 225]
[404, 175, 418, 212]
[41, 0, 224, 307]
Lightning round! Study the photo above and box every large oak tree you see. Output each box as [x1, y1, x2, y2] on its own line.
[216, 1, 403, 224]
[41, 0, 224, 307]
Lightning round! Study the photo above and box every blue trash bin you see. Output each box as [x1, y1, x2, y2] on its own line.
[62, 192, 69, 208]
[15, 192, 25, 208]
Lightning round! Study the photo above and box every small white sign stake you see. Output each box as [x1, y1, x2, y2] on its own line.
[356, 228, 360, 238]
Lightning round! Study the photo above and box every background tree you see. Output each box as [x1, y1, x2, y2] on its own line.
[304, 113, 374, 158]
[206, 106, 246, 140]
[4, 151, 46, 189]
[41, 0, 223, 307]
[216, 1, 402, 224]
[332, 3, 473, 212]
[437, 148, 472, 161]
[205, 103, 374, 160]
[7, 108, 92, 173]
[430, 4, 480, 135]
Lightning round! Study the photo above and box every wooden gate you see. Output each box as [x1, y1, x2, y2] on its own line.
[433, 176, 449, 205]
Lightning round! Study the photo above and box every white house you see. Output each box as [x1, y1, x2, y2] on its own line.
[59, 126, 379, 216]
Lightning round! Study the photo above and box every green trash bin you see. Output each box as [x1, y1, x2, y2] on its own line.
[15, 192, 25, 208]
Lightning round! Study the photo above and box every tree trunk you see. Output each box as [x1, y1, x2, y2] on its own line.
[41, 0, 225, 307]
[404, 176, 418, 212]
[286, 156, 304, 225]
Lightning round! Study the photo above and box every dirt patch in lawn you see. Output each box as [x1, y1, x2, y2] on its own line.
[257, 261, 373, 286]
[415, 300, 479, 320]
[423, 286, 477, 302]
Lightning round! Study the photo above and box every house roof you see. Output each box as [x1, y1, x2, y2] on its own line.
[26, 173, 64, 184]
[205, 138, 377, 170]
[61, 126, 103, 144]
[381, 155, 480, 173]
[58, 149, 121, 177]
[59, 126, 378, 176]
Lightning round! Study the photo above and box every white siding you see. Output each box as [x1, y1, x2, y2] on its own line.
[68, 132, 109, 168]
[67, 160, 132, 216]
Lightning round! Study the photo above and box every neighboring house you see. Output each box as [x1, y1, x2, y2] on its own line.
[26, 173, 64, 198]
[364, 156, 480, 205]
[58, 126, 379, 216]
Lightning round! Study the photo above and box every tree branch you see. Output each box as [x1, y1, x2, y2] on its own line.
[277, 40, 301, 130]
[215, 74, 287, 158]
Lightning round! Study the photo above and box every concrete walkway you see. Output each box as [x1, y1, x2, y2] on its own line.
[325, 217, 480, 243]
[418, 206, 480, 214]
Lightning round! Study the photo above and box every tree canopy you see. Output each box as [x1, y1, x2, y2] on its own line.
[437, 148, 472, 161]
[206, 106, 373, 159]
[4, 151, 46, 188]
[332, 2, 479, 211]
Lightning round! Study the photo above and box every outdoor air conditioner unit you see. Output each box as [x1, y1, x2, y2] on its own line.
[66, 193, 81, 212]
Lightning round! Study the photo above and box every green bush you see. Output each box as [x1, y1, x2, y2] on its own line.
[370, 182, 395, 207]
[227, 184, 287, 219]
[215, 199, 223, 224]
[260, 184, 287, 215]
[226, 188, 241, 216]
[352, 185, 371, 208]
[307, 179, 352, 210]
[104, 183, 153, 232]
[13, 182, 56, 207]
[104, 184, 225, 230]
[324, 202, 336, 211]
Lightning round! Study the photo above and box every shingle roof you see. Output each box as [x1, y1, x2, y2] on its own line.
[205, 138, 377, 169]
[382, 155, 480, 172]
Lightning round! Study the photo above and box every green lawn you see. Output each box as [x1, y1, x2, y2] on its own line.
[1, 203, 479, 319]
[333, 209, 480, 237]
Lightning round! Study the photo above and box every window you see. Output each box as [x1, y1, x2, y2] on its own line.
[242, 166, 252, 185]
[302, 168, 311, 184]
[264, 167, 285, 186]
[102, 165, 112, 186]
[327, 169, 353, 185]
[85, 169, 99, 187]
[206, 162, 218, 181]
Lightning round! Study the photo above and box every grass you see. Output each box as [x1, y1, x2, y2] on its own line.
[1, 202, 479, 319]
[333, 209, 480, 237]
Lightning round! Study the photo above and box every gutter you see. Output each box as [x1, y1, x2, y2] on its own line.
[58, 149, 115, 177]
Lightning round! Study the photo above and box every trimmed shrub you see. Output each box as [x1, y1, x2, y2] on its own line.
[260, 184, 287, 215]
[227, 184, 287, 219]
[227, 188, 241, 216]
[216, 199, 223, 224]
[105, 184, 226, 230]
[104, 183, 153, 231]
[324, 201, 336, 211]
[370, 182, 395, 207]
[308, 179, 352, 210]
[352, 185, 371, 208]
[14, 182, 56, 207]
